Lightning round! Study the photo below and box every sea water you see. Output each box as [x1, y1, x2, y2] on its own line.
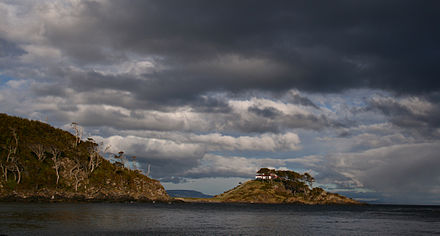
[0, 202, 439, 235]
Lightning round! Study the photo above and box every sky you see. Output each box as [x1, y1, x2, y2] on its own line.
[1, 0, 439, 204]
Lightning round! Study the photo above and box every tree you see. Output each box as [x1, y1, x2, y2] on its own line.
[257, 168, 270, 174]
[71, 167, 86, 192]
[70, 122, 83, 148]
[68, 153, 87, 192]
[0, 128, 22, 184]
[86, 138, 102, 175]
[146, 163, 151, 177]
[113, 151, 126, 168]
[303, 172, 315, 188]
[275, 170, 288, 179]
[30, 144, 47, 162]
[49, 146, 62, 186]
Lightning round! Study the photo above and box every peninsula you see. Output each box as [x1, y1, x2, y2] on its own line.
[0, 113, 169, 202]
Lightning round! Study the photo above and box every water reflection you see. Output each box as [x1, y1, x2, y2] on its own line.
[0, 203, 439, 235]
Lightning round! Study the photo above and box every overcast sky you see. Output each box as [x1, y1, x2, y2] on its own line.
[1, 0, 439, 204]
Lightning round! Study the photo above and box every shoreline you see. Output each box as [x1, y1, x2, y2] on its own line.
[172, 197, 366, 205]
[0, 195, 365, 205]
[0, 195, 180, 204]
[0, 191, 175, 203]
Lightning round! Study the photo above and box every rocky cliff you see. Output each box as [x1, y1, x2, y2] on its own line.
[0, 113, 169, 202]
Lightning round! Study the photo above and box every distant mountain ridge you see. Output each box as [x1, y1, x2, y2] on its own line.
[167, 190, 213, 198]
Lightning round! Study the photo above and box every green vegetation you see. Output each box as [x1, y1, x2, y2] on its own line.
[0, 113, 169, 201]
[208, 168, 360, 204]
[257, 168, 315, 192]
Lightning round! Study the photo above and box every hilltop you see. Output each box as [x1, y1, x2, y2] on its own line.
[179, 168, 360, 205]
[0, 113, 169, 202]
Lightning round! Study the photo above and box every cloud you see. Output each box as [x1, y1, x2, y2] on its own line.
[184, 154, 321, 179]
[0, 38, 25, 57]
[91, 132, 301, 180]
[316, 142, 440, 204]
[368, 95, 440, 138]
[21, 85, 335, 133]
[2, 0, 439, 99]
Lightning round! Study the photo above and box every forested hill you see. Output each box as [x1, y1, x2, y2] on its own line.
[0, 113, 169, 201]
[183, 168, 361, 205]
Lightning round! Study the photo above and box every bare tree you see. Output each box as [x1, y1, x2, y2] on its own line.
[69, 156, 83, 191]
[86, 138, 102, 174]
[6, 128, 18, 163]
[13, 163, 21, 184]
[0, 129, 21, 184]
[30, 144, 47, 162]
[70, 122, 83, 148]
[0, 148, 10, 181]
[69, 155, 81, 178]
[146, 164, 151, 177]
[49, 146, 62, 185]
[103, 144, 111, 153]
[71, 167, 86, 192]
[0, 163, 5, 182]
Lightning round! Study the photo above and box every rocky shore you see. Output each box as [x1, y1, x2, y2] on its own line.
[0, 175, 170, 203]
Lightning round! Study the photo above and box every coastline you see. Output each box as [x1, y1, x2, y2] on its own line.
[172, 197, 366, 205]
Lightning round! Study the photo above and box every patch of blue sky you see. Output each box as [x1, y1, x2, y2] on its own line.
[208, 150, 290, 159]
[0, 74, 17, 86]
[308, 88, 389, 111]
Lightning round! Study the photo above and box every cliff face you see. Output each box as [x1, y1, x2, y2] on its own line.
[211, 180, 360, 204]
[0, 113, 169, 202]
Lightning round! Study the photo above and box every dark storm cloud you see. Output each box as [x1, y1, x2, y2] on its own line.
[132, 156, 200, 183]
[63, 69, 217, 105]
[367, 96, 440, 138]
[41, 0, 440, 98]
[248, 106, 282, 118]
[0, 38, 25, 57]
[230, 110, 335, 133]
[191, 96, 232, 113]
[284, 92, 319, 109]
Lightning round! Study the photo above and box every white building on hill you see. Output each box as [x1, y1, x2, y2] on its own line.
[255, 173, 278, 180]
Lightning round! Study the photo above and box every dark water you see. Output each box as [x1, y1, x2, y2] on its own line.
[0, 202, 439, 235]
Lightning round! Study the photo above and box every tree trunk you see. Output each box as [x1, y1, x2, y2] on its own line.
[55, 167, 60, 185]
[15, 164, 21, 184]
[89, 156, 95, 173]
[75, 176, 79, 191]
[0, 164, 7, 181]
[72, 169, 83, 192]
[70, 165, 78, 177]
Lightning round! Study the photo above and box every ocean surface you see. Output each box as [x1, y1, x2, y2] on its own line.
[0, 202, 439, 235]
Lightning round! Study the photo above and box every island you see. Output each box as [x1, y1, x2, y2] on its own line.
[176, 168, 361, 205]
[0, 113, 169, 202]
